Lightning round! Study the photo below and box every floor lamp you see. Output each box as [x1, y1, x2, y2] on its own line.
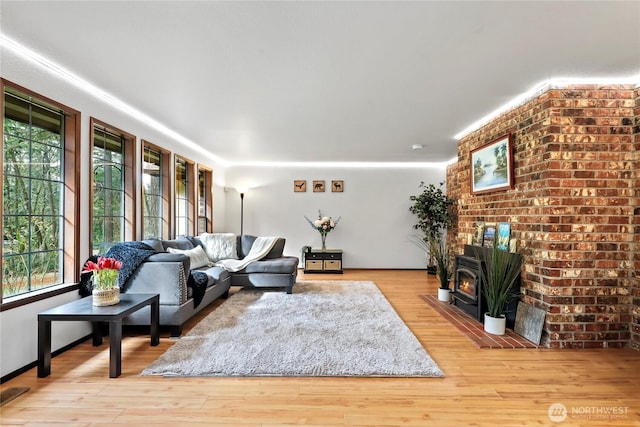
[240, 192, 245, 236]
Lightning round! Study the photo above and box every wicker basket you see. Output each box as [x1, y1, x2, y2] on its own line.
[92, 288, 120, 306]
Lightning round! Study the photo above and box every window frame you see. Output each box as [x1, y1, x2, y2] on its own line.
[197, 165, 213, 234]
[174, 155, 195, 237]
[1, 79, 81, 310]
[89, 117, 136, 255]
[141, 140, 171, 239]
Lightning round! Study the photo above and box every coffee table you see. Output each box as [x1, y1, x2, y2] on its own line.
[38, 293, 160, 378]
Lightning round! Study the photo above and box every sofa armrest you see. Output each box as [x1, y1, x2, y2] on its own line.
[124, 261, 188, 305]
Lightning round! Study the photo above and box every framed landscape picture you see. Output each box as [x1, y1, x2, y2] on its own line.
[470, 134, 514, 195]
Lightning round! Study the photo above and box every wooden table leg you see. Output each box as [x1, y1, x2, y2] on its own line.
[92, 322, 103, 346]
[150, 297, 159, 346]
[108, 319, 122, 378]
[37, 319, 51, 378]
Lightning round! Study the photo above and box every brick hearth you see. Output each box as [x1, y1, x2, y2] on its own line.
[421, 295, 539, 349]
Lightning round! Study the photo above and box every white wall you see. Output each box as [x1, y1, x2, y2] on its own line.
[0, 48, 447, 378]
[0, 49, 227, 377]
[225, 165, 447, 269]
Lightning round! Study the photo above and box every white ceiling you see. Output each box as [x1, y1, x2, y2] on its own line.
[2, 1, 639, 165]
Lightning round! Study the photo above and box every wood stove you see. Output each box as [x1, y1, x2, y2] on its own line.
[451, 254, 484, 322]
[450, 245, 521, 328]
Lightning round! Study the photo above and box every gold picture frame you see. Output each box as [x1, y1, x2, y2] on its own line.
[331, 180, 344, 192]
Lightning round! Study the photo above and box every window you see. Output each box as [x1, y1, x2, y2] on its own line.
[141, 141, 170, 239]
[197, 166, 213, 234]
[174, 156, 194, 237]
[90, 118, 135, 255]
[1, 80, 80, 304]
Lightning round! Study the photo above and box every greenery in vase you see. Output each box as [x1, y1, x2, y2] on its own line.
[82, 257, 122, 290]
[479, 243, 522, 318]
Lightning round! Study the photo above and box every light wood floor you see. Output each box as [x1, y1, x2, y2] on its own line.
[1, 270, 639, 426]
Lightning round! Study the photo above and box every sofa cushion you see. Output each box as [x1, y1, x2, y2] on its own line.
[168, 245, 210, 269]
[162, 238, 194, 251]
[242, 257, 298, 274]
[264, 238, 286, 259]
[238, 235, 286, 259]
[200, 232, 238, 261]
[198, 265, 230, 286]
[238, 235, 257, 258]
[140, 238, 164, 252]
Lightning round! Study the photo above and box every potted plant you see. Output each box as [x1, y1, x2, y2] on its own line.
[430, 236, 453, 301]
[409, 181, 456, 274]
[479, 243, 522, 335]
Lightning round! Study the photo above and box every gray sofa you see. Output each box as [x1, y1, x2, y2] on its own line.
[121, 234, 298, 336]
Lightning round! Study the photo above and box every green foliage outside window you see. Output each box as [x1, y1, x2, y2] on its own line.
[3, 92, 64, 298]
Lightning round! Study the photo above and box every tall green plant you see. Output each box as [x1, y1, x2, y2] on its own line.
[430, 236, 452, 290]
[409, 181, 456, 242]
[479, 244, 522, 318]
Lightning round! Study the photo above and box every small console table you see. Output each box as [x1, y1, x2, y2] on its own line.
[304, 249, 343, 274]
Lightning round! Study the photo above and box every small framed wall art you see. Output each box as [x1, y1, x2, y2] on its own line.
[472, 222, 485, 246]
[294, 180, 306, 192]
[483, 222, 497, 248]
[331, 180, 344, 192]
[312, 180, 325, 192]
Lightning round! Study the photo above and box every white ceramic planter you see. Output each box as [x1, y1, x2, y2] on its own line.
[484, 313, 506, 335]
[437, 288, 451, 302]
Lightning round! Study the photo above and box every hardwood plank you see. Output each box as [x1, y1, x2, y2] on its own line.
[1, 270, 639, 426]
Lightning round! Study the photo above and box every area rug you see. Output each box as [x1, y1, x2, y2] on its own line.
[141, 281, 443, 377]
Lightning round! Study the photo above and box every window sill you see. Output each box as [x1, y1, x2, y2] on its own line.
[1, 283, 79, 312]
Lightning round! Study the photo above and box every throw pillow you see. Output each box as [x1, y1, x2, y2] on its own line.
[167, 245, 211, 269]
[199, 232, 239, 262]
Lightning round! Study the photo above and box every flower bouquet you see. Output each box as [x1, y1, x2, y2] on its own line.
[304, 210, 341, 250]
[83, 256, 123, 306]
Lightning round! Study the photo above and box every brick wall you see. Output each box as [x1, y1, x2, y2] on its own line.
[632, 85, 640, 350]
[447, 84, 638, 349]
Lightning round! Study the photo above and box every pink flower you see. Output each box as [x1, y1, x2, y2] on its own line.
[82, 256, 122, 273]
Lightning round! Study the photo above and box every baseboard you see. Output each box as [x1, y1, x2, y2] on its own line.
[0, 334, 91, 384]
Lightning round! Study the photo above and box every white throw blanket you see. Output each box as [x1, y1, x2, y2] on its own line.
[215, 236, 279, 272]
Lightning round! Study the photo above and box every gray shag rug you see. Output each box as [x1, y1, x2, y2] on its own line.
[141, 281, 443, 377]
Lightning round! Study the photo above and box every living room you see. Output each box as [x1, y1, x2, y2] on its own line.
[1, 1, 640, 425]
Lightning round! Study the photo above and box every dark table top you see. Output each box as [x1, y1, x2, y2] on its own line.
[38, 293, 159, 321]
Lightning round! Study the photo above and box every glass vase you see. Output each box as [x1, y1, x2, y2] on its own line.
[321, 233, 327, 251]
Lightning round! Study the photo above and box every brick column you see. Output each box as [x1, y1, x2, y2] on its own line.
[449, 84, 637, 349]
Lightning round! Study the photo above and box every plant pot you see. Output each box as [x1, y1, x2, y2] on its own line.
[484, 313, 506, 335]
[437, 288, 451, 302]
[92, 288, 120, 306]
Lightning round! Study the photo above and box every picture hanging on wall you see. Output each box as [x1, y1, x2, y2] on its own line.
[470, 133, 514, 195]
[483, 222, 497, 248]
[497, 222, 511, 250]
[473, 222, 485, 246]
[313, 180, 325, 192]
[331, 180, 344, 192]
[294, 180, 306, 192]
